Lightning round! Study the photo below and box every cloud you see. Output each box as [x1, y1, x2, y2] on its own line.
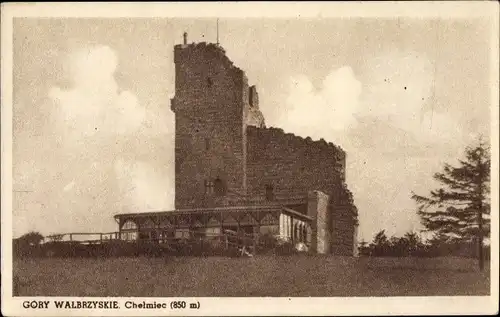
[48, 45, 170, 138]
[361, 49, 466, 143]
[114, 159, 174, 212]
[49, 45, 175, 208]
[13, 45, 175, 237]
[277, 66, 362, 140]
[276, 50, 474, 240]
[278, 50, 466, 148]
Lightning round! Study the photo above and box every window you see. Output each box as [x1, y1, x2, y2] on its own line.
[205, 138, 210, 151]
[249, 87, 254, 107]
[265, 184, 274, 201]
[121, 232, 137, 241]
[159, 230, 174, 243]
[122, 220, 137, 230]
[205, 227, 221, 238]
[205, 180, 214, 195]
[259, 225, 279, 236]
[175, 229, 191, 239]
[207, 77, 213, 87]
[121, 220, 138, 241]
[142, 218, 155, 229]
[205, 178, 226, 196]
[214, 178, 226, 196]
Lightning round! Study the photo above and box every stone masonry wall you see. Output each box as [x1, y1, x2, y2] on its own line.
[172, 42, 249, 209]
[307, 191, 330, 254]
[247, 126, 357, 255]
[246, 126, 345, 201]
[330, 205, 358, 255]
[170, 40, 358, 255]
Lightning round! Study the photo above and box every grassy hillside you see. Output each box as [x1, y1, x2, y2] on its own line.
[13, 255, 489, 297]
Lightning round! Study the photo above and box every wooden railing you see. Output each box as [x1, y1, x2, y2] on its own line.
[44, 232, 120, 244]
[44, 230, 259, 244]
[42, 230, 305, 250]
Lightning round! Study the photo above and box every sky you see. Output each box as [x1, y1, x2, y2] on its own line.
[12, 17, 493, 241]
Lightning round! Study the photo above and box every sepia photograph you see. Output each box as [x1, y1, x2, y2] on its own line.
[1, 2, 499, 316]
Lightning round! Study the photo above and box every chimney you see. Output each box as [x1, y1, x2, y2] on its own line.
[183, 32, 187, 45]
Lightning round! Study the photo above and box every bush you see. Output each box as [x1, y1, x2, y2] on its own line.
[33, 240, 164, 258]
[274, 241, 297, 255]
[359, 231, 492, 259]
[256, 233, 299, 256]
[226, 246, 243, 258]
[13, 232, 45, 258]
[13, 232, 318, 259]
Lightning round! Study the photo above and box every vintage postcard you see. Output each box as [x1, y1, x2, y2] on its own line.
[1, 2, 499, 316]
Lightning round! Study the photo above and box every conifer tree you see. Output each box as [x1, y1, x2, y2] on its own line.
[369, 230, 391, 256]
[412, 140, 490, 270]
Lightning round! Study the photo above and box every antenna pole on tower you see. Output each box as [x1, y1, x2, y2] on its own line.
[216, 18, 219, 45]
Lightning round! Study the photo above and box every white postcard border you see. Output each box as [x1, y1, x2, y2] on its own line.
[1, 2, 499, 316]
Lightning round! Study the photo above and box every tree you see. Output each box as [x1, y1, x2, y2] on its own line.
[16, 231, 44, 246]
[389, 236, 406, 256]
[47, 234, 64, 243]
[369, 230, 391, 256]
[402, 231, 422, 256]
[14, 231, 44, 257]
[426, 232, 450, 255]
[412, 140, 490, 270]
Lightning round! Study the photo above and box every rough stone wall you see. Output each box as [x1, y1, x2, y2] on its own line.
[308, 191, 330, 254]
[171, 42, 249, 209]
[170, 40, 358, 255]
[247, 126, 357, 255]
[246, 126, 345, 200]
[330, 205, 358, 255]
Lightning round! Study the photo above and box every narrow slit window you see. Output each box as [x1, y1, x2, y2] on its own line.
[205, 180, 214, 195]
[214, 178, 226, 197]
[205, 138, 210, 151]
[265, 185, 274, 201]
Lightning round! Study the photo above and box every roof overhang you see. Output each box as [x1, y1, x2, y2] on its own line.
[114, 205, 312, 222]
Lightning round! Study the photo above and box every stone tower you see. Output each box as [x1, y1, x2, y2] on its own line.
[170, 36, 264, 209]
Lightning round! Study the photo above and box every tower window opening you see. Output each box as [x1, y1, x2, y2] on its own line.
[207, 77, 213, 87]
[205, 138, 210, 151]
[205, 180, 214, 195]
[265, 184, 274, 201]
[214, 178, 226, 197]
[249, 88, 254, 107]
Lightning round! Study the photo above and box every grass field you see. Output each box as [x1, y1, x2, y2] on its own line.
[13, 255, 490, 297]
